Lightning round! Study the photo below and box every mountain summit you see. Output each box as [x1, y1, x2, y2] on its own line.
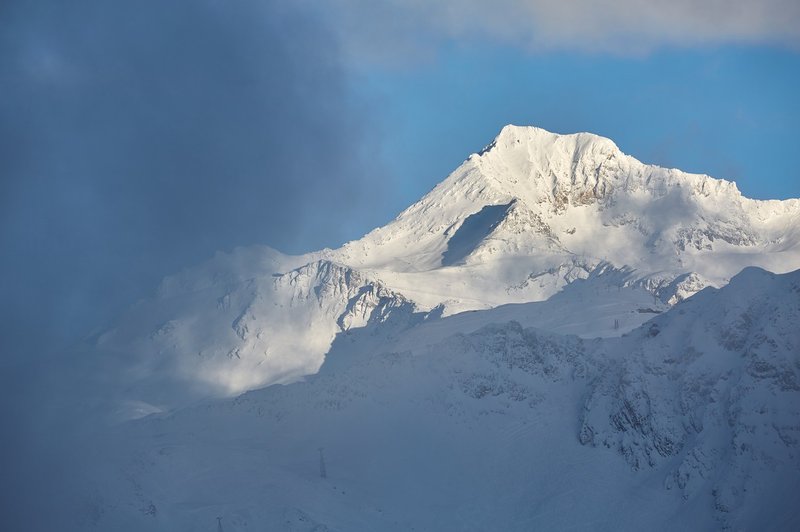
[337, 125, 797, 275]
[475, 124, 625, 202]
[93, 125, 800, 408]
[60, 126, 800, 532]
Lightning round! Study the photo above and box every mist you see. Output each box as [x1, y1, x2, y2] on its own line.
[0, 1, 385, 528]
[0, 0, 384, 356]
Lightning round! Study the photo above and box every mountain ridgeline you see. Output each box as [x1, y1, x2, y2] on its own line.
[62, 126, 800, 531]
[95, 125, 800, 408]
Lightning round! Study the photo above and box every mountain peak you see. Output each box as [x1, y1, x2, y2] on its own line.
[336, 124, 800, 278]
[95, 123, 800, 415]
[463, 124, 626, 210]
[478, 124, 621, 160]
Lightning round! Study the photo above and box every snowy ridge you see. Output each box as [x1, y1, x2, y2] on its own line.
[336, 125, 798, 274]
[97, 255, 421, 408]
[78, 268, 800, 531]
[93, 125, 800, 405]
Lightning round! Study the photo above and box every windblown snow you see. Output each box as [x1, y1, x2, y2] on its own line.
[65, 125, 800, 531]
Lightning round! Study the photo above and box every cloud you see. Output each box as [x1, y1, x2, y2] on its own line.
[315, 0, 800, 65]
[0, 0, 387, 354]
[0, 1, 396, 528]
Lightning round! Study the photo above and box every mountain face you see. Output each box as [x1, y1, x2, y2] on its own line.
[96, 253, 422, 408]
[336, 125, 798, 273]
[93, 125, 800, 410]
[74, 267, 800, 531]
[53, 126, 800, 531]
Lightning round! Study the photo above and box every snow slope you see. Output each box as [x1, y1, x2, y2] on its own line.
[72, 267, 800, 531]
[336, 125, 799, 308]
[92, 125, 800, 407]
[94, 250, 421, 410]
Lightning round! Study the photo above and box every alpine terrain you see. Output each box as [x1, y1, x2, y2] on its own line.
[67, 126, 800, 531]
[94, 125, 800, 410]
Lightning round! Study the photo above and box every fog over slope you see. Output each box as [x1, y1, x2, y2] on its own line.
[0, 2, 385, 528]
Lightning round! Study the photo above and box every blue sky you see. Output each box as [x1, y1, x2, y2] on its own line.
[357, 44, 799, 218]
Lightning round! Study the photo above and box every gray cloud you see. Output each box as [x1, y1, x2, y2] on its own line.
[315, 0, 800, 65]
[0, 0, 387, 354]
[0, 3, 388, 527]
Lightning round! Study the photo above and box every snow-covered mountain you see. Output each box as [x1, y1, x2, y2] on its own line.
[74, 267, 800, 531]
[340, 126, 800, 279]
[51, 125, 800, 531]
[334, 125, 799, 306]
[93, 125, 800, 410]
